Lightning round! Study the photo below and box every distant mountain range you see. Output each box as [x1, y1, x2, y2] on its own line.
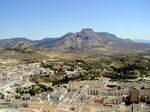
[133, 39, 150, 44]
[0, 28, 150, 55]
[0, 38, 32, 48]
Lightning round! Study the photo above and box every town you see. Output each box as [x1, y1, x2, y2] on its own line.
[0, 55, 150, 112]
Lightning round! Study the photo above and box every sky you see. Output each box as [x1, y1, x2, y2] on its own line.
[0, 0, 150, 40]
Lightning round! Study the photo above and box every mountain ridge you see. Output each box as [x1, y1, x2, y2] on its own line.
[0, 28, 150, 55]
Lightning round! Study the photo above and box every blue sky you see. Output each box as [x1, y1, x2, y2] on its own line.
[0, 0, 150, 40]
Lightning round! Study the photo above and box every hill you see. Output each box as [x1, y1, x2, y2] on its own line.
[7, 41, 36, 53]
[0, 38, 32, 48]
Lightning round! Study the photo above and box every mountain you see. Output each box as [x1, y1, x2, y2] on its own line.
[96, 32, 131, 43]
[0, 37, 58, 49]
[7, 41, 36, 53]
[0, 28, 150, 55]
[33, 37, 58, 47]
[50, 28, 108, 51]
[0, 37, 32, 48]
[47, 28, 150, 54]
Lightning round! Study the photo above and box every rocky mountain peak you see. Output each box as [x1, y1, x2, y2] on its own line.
[80, 28, 95, 35]
[81, 28, 94, 33]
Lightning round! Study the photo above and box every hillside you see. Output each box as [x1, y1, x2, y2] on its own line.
[7, 41, 36, 53]
[0, 38, 32, 48]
